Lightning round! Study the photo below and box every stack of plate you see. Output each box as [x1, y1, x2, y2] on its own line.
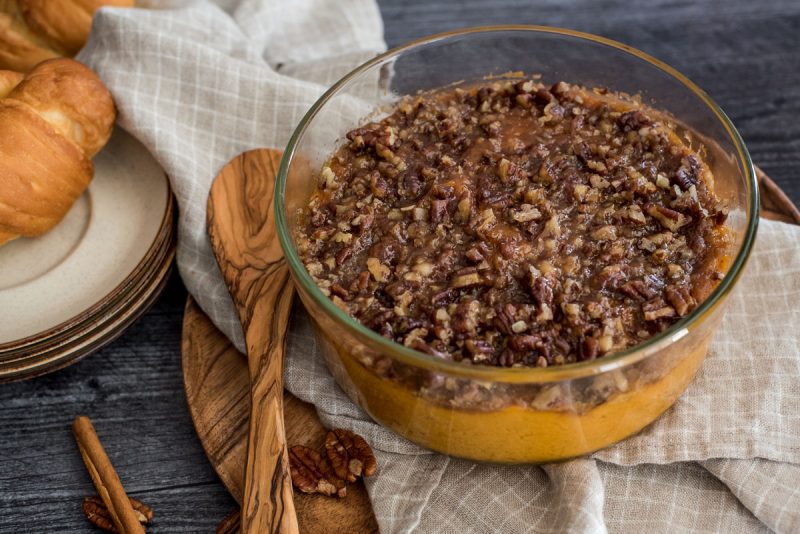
[0, 129, 176, 381]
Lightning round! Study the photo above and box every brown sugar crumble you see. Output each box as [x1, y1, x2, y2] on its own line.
[295, 79, 730, 368]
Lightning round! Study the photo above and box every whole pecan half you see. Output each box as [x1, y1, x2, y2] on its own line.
[289, 445, 346, 498]
[82, 495, 153, 533]
[325, 429, 378, 483]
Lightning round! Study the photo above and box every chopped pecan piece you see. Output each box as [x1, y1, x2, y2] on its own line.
[618, 110, 652, 132]
[494, 304, 516, 335]
[591, 225, 618, 241]
[665, 285, 697, 316]
[349, 271, 370, 293]
[450, 270, 482, 288]
[511, 203, 542, 222]
[643, 300, 677, 321]
[335, 246, 353, 266]
[464, 247, 484, 263]
[330, 283, 351, 299]
[579, 337, 599, 361]
[430, 198, 449, 223]
[647, 205, 688, 232]
[370, 171, 390, 198]
[594, 264, 628, 291]
[508, 334, 540, 352]
[452, 300, 480, 334]
[366, 257, 391, 282]
[527, 276, 553, 309]
[412, 339, 449, 359]
[673, 155, 703, 191]
[533, 88, 554, 106]
[465, 339, 496, 361]
[620, 280, 656, 300]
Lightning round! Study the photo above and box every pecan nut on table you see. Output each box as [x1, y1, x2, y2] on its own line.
[83, 495, 153, 533]
[289, 429, 377, 498]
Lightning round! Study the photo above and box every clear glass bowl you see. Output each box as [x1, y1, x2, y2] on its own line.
[276, 26, 758, 463]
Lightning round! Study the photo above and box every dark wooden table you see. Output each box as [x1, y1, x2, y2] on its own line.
[1, 1, 798, 531]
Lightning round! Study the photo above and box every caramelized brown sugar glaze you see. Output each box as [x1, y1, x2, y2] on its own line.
[296, 79, 730, 370]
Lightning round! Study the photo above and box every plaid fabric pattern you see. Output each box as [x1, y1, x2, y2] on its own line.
[79, 3, 799, 532]
[79, 0, 385, 352]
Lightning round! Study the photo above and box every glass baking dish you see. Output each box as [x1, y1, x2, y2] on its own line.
[276, 26, 758, 463]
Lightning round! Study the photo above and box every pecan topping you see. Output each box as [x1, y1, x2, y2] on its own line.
[298, 78, 729, 369]
[325, 429, 378, 482]
[289, 445, 346, 498]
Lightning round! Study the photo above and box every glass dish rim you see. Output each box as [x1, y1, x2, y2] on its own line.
[275, 25, 759, 384]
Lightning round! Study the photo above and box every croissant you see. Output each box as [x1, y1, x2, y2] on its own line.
[0, 0, 134, 71]
[0, 58, 115, 246]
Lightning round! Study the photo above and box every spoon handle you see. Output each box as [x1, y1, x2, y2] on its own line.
[242, 265, 296, 534]
[207, 149, 299, 534]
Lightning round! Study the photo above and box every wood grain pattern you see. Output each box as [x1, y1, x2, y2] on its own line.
[182, 297, 379, 534]
[0, 3, 798, 532]
[207, 149, 298, 533]
[758, 168, 800, 225]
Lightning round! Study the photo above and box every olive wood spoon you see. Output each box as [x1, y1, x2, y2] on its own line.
[207, 148, 298, 534]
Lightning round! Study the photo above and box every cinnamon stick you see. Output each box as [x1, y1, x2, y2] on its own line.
[72, 416, 145, 534]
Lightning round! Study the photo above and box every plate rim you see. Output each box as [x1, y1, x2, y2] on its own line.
[0, 178, 175, 354]
[0, 235, 176, 381]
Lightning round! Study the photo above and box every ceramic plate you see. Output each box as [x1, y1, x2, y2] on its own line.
[0, 128, 176, 381]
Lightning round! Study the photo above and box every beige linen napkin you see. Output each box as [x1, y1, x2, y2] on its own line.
[78, 2, 800, 532]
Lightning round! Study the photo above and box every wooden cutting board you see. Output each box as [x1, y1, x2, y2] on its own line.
[181, 166, 798, 532]
[181, 297, 379, 533]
